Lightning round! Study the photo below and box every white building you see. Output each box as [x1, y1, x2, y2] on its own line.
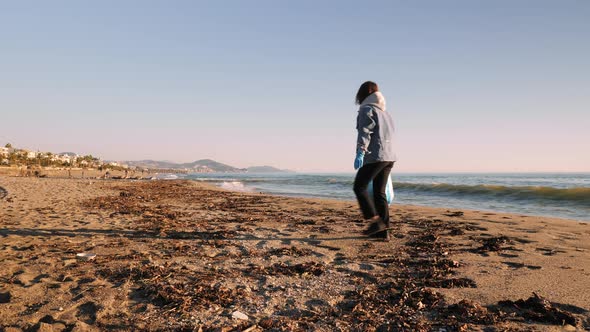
[26, 151, 38, 159]
[0, 147, 9, 156]
[51, 154, 74, 164]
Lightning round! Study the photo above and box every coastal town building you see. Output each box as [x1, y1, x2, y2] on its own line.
[1, 144, 171, 172]
[50, 153, 77, 164]
[0, 144, 120, 171]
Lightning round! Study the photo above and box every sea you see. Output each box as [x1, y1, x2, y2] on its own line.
[161, 173, 590, 222]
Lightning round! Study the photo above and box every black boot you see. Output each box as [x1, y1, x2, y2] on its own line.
[363, 217, 387, 237]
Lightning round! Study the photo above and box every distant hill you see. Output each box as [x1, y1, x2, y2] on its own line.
[181, 159, 245, 172]
[246, 166, 293, 173]
[122, 159, 246, 173]
[121, 160, 293, 173]
[123, 160, 180, 169]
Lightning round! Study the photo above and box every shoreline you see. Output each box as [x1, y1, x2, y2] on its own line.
[195, 178, 590, 224]
[1, 176, 589, 330]
[3, 166, 588, 222]
[2, 175, 588, 225]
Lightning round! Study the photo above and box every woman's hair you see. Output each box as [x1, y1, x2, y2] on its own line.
[355, 81, 379, 105]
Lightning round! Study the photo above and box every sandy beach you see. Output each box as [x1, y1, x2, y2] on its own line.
[0, 176, 589, 331]
[0, 167, 151, 180]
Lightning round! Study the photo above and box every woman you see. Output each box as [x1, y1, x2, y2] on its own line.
[353, 81, 396, 239]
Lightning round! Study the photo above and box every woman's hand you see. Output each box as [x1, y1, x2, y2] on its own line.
[354, 152, 365, 170]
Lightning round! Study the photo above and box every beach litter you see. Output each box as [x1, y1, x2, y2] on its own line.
[76, 253, 96, 261]
[231, 310, 249, 320]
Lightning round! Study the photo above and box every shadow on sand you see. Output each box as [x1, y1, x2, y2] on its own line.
[0, 227, 369, 243]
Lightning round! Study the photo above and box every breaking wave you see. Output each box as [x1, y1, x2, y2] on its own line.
[220, 181, 253, 192]
[394, 183, 590, 206]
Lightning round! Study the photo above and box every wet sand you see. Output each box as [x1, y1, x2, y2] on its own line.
[0, 176, 589, 331]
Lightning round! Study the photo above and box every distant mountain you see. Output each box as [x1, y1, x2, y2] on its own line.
[123, 160, 181, 169]
[122, 159, 246, 173]
[121, 160, 293, 173]
[181, 159, 245, 172]
[246, 166, 294, 173]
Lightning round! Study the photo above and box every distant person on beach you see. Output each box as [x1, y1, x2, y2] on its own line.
[352, 81, 396, 239]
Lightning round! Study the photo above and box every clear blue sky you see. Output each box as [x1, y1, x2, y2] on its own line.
[1, 1, 589, 172]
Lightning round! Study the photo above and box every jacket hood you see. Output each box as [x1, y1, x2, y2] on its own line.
[360, 91, 386, 111]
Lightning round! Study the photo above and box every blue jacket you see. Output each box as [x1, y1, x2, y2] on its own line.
[356, 91, 397, 164]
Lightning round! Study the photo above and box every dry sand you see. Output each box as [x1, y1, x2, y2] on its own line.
[0, 176, 588, 331]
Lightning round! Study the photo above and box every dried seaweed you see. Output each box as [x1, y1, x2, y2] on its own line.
[267, 246, 313, 257]
[444, 211, 464, 217]
[445, 300, 497, 325]
[72, 180, 582, 331]
[498, 293, 578, 326]
[479, 236, 512, 251]
[247, 262, 326, 277]
[98, 263, 247, 313]
[0, 291, 11, 303]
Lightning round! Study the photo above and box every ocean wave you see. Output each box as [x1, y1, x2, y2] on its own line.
[191, 178, 271, 183]
[192, 178, 237, 182]
[394, 183, 590, 205]
[153, 173, 180, 180]
[219, 181, 254, 192]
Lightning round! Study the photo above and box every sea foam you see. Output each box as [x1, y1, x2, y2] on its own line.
[220, 181, 253, 192]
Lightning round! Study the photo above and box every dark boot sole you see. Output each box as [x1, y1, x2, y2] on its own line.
[365, 227, 395, 238]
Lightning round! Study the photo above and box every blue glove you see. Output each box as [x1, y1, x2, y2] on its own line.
[354, 152, 365, 170]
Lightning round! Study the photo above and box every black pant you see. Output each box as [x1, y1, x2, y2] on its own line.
[353, 161, 394, 223]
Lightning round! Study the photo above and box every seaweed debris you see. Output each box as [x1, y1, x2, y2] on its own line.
[444, 211, 464, 217]
[247, 262, 326, 277]
[497, 293, 578, 326]
[72, 180, 583, 330]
